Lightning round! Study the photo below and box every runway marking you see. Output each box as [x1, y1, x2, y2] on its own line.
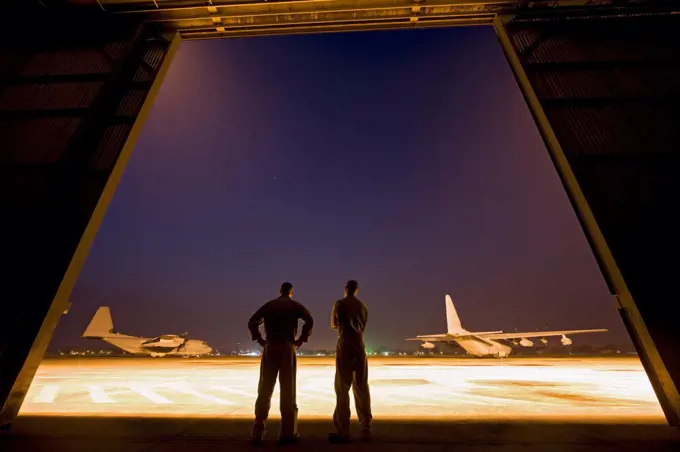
[299, 391, 335, 403]
[212, 386, 255, 398]
[34, 384, 60, 403]
[87, 385, 114, 403]
[164, 382, 234, 405]
[19, 357, 664, 420]
[127, 384, 173, 404]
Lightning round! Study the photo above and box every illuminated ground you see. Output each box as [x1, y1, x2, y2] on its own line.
[19, 356, 663, 421]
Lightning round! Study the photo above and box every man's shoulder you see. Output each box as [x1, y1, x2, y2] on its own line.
[334, 297, 365, 307]
[342, 296, 365, 304]
[262, 298, 285, 310]
[290, 299, 310, 310]
[350, 297, 368, 312]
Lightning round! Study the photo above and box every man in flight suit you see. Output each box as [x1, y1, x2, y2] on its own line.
[329, 280, 373, 444]
[248, 282, 314, 445]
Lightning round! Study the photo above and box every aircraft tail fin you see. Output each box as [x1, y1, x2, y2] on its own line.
[83, 307, 115, 338]
[445, 294, 464, 334]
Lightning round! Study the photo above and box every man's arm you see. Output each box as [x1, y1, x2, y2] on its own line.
[330, 301, 339, 330]
[247, 304, 267, 342]
[296, 303, 314, 343]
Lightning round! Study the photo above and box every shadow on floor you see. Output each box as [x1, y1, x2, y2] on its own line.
[2, 416, 679, 452]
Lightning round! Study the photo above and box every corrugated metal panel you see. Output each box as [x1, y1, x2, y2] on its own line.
[143, 44, 166, 71]
[103, 41, 130, 62]
[532, 67, 680, 100]
[0, 118, 81, 165]
[0, 32, 169, 172]
[519, 18, 680, 65]
[508, 27, 541, 55]
[20, 49, 113, 76]
[548, 105, 679, 158]
[131, 43, 166, 82]
[508, 14, 680, 161]
[528, 35, 591, 64]
[114, 89, 147, 117]
[89, 124, 132, 170]
[0, 82, 103, 111]
[133, 65, 154, 83]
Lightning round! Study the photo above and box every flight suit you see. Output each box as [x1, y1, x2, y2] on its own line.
[331, 296, 372, 436]
[248, 296, 314, 438]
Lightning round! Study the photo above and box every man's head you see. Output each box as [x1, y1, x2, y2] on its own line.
[345, 280, 359, 297]
[280, 282, 294, 297]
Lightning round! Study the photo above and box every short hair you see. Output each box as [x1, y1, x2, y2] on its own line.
[280, 282, 293, 296]
[345, 280, 358, 295]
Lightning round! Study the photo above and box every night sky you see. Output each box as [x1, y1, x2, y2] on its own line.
[53, 26, 629, 352]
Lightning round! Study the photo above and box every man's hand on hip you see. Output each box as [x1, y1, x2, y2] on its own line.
[257, 338, 268, 348]
[293, 339, 304, 349]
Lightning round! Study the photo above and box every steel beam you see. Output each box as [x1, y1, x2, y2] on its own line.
[494, 12, 680, 426]
[53, 0, 680, 39]
[0, 22, 181, 428]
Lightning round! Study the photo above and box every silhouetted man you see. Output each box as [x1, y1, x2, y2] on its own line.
[329, 280, 372, 443]
[248, 282, 314, 446]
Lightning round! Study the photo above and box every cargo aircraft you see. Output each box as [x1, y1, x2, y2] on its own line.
[83, 306, 213, 357]
[407, 295, 607, 358]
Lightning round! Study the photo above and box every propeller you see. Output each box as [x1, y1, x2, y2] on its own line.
[176, 332, 190, 351]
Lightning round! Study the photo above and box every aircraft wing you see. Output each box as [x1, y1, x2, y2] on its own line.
[406, 334, 449, 342]
[474, 329, 608, 340]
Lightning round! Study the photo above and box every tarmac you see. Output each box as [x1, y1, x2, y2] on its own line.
[3, 356, 679, 451]
[18, 356, 664, 420]
[4, 416, 679, 451]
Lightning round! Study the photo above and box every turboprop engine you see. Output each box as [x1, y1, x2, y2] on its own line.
[421, 342, 435, 349]
[561, 335, 572, 346]
[519, 338, 533, 347]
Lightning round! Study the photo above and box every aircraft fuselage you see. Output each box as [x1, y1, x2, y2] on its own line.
[447, 337, 512, 358]
[104, 336, 212, 357]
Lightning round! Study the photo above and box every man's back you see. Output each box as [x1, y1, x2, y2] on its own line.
[249, 283, 313, 444]
[331, 296, 368, 342]
[249, 296, 313, 344]
[330, 282, 372, 442]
